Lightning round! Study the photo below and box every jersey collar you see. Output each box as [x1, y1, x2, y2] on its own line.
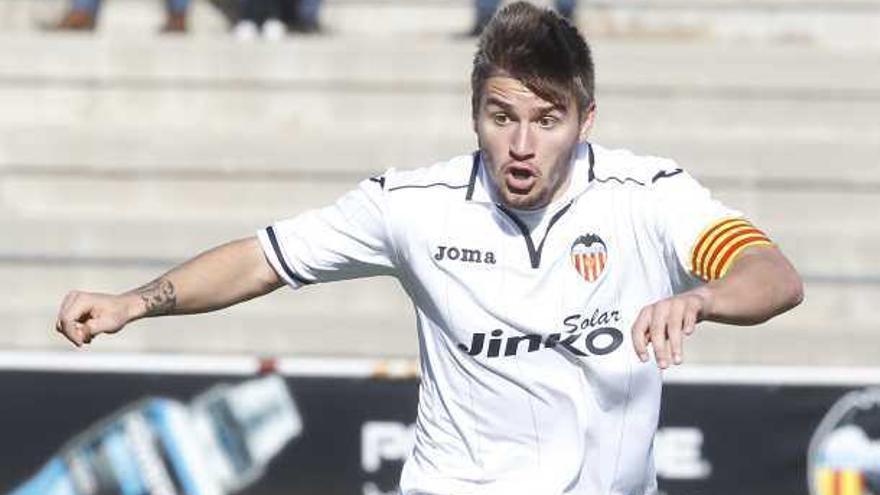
[464, 142, 596, 205]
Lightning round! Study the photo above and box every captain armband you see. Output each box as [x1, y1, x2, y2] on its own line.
[690, 217, 774, 281]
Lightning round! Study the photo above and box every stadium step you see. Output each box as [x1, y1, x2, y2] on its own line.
[1, 35, 876, 94]
[2, 123, 876, 182]
[4, 0, 880, 47]
[1, 36, 877, 181]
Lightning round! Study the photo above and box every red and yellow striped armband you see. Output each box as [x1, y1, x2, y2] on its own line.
[690, 217, 774, 281]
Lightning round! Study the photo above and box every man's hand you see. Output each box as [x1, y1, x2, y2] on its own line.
[55, 291, 142, 347]
[631, 287, 713, 369]
[52, 237, 282, 348]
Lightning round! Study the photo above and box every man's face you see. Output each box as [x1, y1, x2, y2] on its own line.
[474, 74, 594, 210]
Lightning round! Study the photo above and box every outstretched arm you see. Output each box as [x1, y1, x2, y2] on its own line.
[55, 237, 283, 347]
[631, 245, 804, 369]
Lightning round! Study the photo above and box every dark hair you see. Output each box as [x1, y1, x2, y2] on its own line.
[471, 1, 595, 118]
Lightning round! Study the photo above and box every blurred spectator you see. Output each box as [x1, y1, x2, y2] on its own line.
[233, 0, 285, 40]
[46, 0, 191, 32]
[233, 0, 322, 40]
[468, 0, 575, 36]
[282, 0, 322, 34]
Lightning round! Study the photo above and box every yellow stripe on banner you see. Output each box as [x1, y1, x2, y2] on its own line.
[815, 468, 835, 495]
[840, 469, 863, 495]
[714, 239, 774, 279]
[691, 218, 748, 275]
[696, 223, 754, 277]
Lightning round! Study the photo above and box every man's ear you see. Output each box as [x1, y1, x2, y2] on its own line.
[578, 104, 597, 142]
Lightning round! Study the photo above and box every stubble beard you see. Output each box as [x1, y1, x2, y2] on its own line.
[499, 155, 573, 211]
[499, 183, 549, 210]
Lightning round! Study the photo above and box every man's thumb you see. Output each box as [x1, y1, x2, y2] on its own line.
[74, 322, 94, 344]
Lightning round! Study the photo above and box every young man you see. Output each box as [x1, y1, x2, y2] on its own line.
[55, 2, 803, 493]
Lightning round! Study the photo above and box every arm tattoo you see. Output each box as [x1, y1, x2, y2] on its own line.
[135, 278, 177, 316]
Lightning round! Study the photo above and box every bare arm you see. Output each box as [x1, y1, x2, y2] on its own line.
[695, 245, 803, 325]
[631, 245, 804, 368]
[56, 237, 283, 347]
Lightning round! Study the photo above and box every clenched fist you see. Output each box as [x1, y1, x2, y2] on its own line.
[54, 291, 141, 347]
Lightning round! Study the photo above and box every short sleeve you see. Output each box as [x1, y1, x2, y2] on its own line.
[652, 168, 773, 284]
[257, 175, 396, 289]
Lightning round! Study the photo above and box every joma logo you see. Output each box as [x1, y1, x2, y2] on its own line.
[434, 246, 496, 264]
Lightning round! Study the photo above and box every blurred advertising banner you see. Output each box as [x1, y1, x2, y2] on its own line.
[0, 352, 878, 495]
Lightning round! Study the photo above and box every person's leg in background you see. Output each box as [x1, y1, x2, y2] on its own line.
[261, 0, 286, 40]
[556, 0, 577, 22]
[234, 0, 286, 40]
[468, 0, 500, 36]
[48, 0, 101, 30]
[279, 0, 297, 30]
[162, 0, 191, 32]
[464, 0, 576, 36]
[291, 0, 322, 33]
[72, 0, 101, 15]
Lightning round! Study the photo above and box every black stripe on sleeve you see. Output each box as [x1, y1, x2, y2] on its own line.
[651, 168, 684, 183]
[589, 141, 646, 186]
[588, 143, 683, 186]
[369, 175, 386, 189]
[265, 226, 314, 286]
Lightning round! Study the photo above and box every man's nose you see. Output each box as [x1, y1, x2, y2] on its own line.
[509, 123, 535, 160]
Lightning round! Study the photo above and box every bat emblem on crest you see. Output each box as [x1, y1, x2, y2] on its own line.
[570, 234, 607, 282]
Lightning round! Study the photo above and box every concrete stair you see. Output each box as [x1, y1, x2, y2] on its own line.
[4, 0, 880, 47]
[1, 37, 876, 183]
[1, 0, 878, 365]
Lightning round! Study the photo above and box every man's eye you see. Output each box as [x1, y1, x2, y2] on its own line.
[492, 113, 511, 125]
[538, 116, 559, 128]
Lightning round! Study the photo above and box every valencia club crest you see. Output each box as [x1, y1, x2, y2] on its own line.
[571, 234, 607, 282]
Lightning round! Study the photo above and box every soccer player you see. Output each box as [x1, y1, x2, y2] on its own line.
[55, 2, 803, 493]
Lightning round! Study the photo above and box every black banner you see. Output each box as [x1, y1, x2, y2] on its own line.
[1, 369, 877, 495]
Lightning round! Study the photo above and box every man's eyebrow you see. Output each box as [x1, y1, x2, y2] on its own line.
[484, 97, 567, 115]
[484, 97, 514, 111]
[534, 103, 567, 115]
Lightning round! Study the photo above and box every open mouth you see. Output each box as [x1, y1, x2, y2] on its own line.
[504, 164, 538, 193]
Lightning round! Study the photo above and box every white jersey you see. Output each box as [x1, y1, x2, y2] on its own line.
[257, 143, 771, 495]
